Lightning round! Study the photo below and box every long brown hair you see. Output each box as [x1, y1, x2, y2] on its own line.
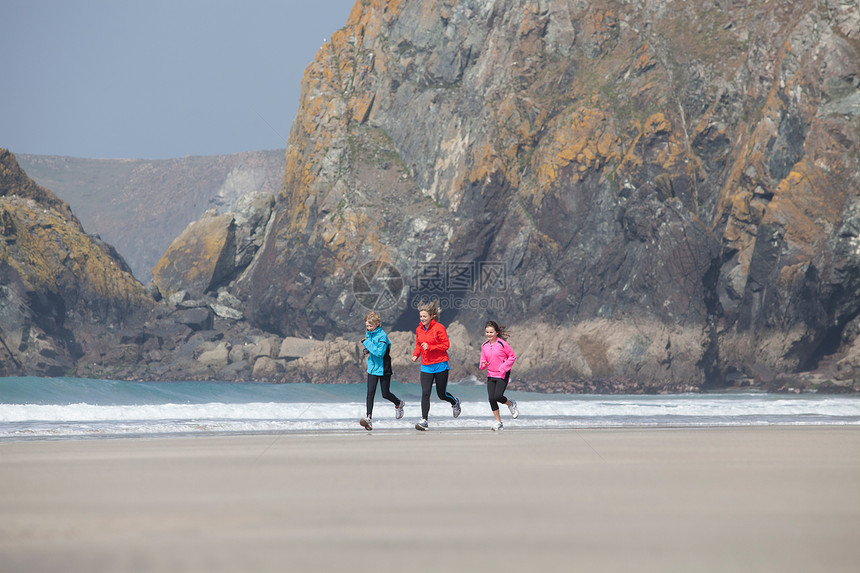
[485, 320, 509, 340]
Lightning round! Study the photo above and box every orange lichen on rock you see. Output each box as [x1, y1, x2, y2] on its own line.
[763, 161, 843, 250]
[535, 108, 619, 192]
[642, 112, 672, 138]
[468, 140, 504, 186]
[728, 190, 753, 226]
[1, 196, 146, 304]
[350, 93, 376, 124]
[634, 43, 658, 74]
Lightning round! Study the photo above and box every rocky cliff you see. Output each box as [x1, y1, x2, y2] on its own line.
[1, 150, 299, 382]
[17, 151, 285, 283]
[5, 0, 860, 393]
[0, 149, 151, 375]
[222, 0, 859, 391]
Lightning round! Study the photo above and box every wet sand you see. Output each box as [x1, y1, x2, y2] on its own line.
[1, 427, 858, 573]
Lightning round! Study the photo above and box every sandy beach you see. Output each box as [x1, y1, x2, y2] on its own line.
[1, 427, 858, 573]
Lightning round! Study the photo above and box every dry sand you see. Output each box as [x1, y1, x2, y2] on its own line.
[1, 427, 858, 573]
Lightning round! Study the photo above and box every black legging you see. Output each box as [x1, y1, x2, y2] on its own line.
[419, 370, 456, 420]
[487, 370, 511, 412]
[366, 374, 400, 417]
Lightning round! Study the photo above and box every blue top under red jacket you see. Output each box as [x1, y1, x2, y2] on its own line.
[413, 319, 449, 366]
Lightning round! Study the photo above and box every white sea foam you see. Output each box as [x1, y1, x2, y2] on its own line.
[1, 394, 858, 440]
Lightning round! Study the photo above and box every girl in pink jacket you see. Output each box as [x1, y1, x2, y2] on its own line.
[479, 320, 519, 430]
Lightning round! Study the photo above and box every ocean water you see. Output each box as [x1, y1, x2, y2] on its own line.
[1, 376, 859, 440]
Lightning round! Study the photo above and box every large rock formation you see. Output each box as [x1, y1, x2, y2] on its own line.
[0, 149, 291, 382]
[0, 149, 152, 375]
[17, 151, 285, 283]
[210, 0, 858, 391]
[5, 0, 860, 393]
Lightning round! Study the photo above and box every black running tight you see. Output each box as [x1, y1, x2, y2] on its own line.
[419, 370, 455, 420]
[487, 371, 511, 412]
[366, 374, 400, 417]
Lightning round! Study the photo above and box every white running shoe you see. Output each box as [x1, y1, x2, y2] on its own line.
[492, 420, 504, 431]
[509, 400, 519, 419]
[395, 400, 405, 420]
[360, 416, 372, 431]
[452, 396, 462, 418]
[415, 419, 429, 431]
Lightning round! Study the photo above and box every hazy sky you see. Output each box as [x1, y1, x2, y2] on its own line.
[1, 0, 357, 159]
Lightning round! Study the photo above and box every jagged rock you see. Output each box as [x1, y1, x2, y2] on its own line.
[228, 0, 860, 391]
[228, 342, 253, 363]
[175, 307, 213, 331]
[216, 360, 249, 382]
[145, 281, 162, 302]
[816, 380, 860, 394]
[836, 336, 860, 382]
[216, 289, 242, 308]
[167, 290, 189, 306]
[252, 356, 285, 380]
[210, 302, 243, 321]
[16, 150, 285, 283]
[1, 149, 151, 377]
[251, 336, 282, 360]
[152, 210, 237, 298]
[176, 298, 207, 309]
[5, 2, 860, 393]
[196, 341, 230, 369]
[189, 330, 223, 343]
[279, 337, 323, 360]
[283, 337, 364, 383]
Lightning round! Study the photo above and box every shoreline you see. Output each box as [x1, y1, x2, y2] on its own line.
[2, 426, 859, 573]
[3, 416, 860, 444]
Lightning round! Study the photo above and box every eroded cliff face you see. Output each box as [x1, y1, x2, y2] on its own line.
[231, 0, 860, 389]
[16, 0, 854, 389]
[0, 149, 152, 376]
[1, 149, 287, 382]
[18, 151, 285, 283]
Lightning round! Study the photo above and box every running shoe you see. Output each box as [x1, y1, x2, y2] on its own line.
[360, 416, 373, 431]
[395, 400, 405, 420]
[452, 396, 462, 418]
[415, 419, 429, 431]
[492, 420, 503, 431]
[508, 400, 519, 419]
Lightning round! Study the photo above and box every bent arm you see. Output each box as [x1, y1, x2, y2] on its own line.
[479, 345, 489, 370]
[500, 341, 517, 372]
[364, 333, 389, 358]
[429, 325, 449, 352]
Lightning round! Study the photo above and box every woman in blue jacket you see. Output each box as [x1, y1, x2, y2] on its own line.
[360, 311, 405, 430]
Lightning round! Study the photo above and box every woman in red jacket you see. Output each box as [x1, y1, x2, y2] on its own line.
[412, 300, 461, 430]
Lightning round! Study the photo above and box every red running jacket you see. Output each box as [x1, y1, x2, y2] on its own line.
[413, 319, 450, 365]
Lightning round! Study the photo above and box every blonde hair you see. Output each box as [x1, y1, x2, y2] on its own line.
[417, 299, 440, 321]
[364, 311, 381, 327]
